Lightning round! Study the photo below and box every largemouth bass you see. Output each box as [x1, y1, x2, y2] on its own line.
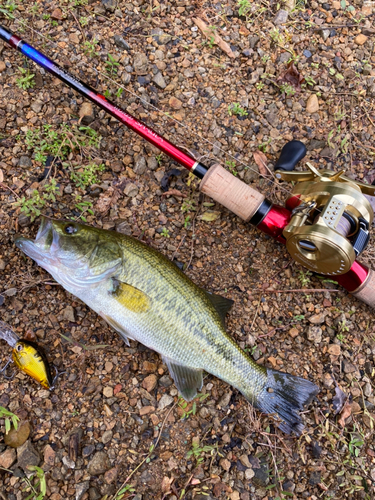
[15, 217, 319, 433]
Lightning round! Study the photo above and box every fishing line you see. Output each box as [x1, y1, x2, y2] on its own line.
[2, 13, 295, 199]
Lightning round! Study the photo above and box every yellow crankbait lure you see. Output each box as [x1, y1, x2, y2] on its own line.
[12, 340, 54, 389]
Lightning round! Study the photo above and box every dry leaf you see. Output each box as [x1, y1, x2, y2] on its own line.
[161, 476, 174, 494]
[277, 62, 304, 92]
[161, 189, 187, 198]
[192, 18, 236, 59]
[338, 400, 352, 427]
[253, 151, 269, 176]
[199, 211, 221, 222]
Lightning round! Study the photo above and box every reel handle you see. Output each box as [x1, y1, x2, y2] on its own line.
[274, 140, 307, 171]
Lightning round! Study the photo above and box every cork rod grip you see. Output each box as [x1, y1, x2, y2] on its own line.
[199, 164, 265, 221]
[352, 269, 375, 308]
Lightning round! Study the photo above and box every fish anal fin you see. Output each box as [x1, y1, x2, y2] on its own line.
[111, 279, 151, 313]
[204, 290, 234, 324]
[99, 311, 133, 346]
[163, 357, 203, 401]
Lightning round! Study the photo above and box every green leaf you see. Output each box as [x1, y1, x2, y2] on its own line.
[199, 211, 221, 222]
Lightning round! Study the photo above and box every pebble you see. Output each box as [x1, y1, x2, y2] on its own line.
[76, 482, 89, 500]
[87, 451, 111, 475]
[124, 183, 139, 197]
[288, 327, 299, 338]
[0, 61, 6, 72]
[355, 34, 368, 45]
[103, 386, 113, 398]
[152, 72, 167, 89]
[320, 29, 330, 41]
[306, 94, 319, 113]
[82, 445, 95, 458]
[169, 97, 183, 110]
[114, 35, 131, 51]
[104, 467, 118, 484]
[16, 440, 40, 471]
[62, 305, 75, 322]
[274, 9, 288, 24]
[158, 394, 174, 409]
[303, 50, 312, 58]
[101, 430, 113, 444]
[133, 53, 149, 75]
[343, 360, 356, 374]
[79, 103, 95, 125]
[218, 391, 232, 408]
[51, 8, 63, 20]
[0, 448, 17, 468]
[307, 326, 322, 343]
[101, 0, 116, 12]
[4, 421, 31, 448]
[327, 344, 341, 356]
[142, 374, 157, 392]
[43, 444, 56, 467]
[18, 156, 32, 168]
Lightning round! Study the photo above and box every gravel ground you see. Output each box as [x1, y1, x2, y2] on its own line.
[1, 1, 375, 499]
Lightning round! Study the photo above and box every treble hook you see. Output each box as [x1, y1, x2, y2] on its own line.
[0, 358, 15, 380]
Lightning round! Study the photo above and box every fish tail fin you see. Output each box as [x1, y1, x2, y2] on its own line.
[249, 369, 319, 435]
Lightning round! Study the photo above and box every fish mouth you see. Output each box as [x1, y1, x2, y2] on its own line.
[14, 216, 55, 263]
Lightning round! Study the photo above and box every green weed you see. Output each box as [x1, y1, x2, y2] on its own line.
[187, 440, 217, 464]
[70, 162, 105, 190]
[73, 196, 94, 222]
[83, 39, 99, 57]
[0, 406, 20, 434]
[23, 466, 46, 500]
[298, 269, 312, 287]
[114, 484, 136, 499]
[279, 83, 296, 97]
[16, 67, 35, 90]
[178, 393, 209, 419]
[228, 102, 248, 117]
[225, 160, 238, 176]
[106, 54, 120, 76]
[14, 179, 60, 221]
[237, 0, 252, 17]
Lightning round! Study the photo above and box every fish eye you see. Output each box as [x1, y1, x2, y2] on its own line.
[16, 344, 23, 352]
[65, 225, 78, 235]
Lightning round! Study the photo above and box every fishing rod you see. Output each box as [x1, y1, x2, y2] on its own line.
[1, 24, 375, 309]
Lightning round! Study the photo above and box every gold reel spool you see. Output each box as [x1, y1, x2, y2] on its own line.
[277, 165, 374, 275]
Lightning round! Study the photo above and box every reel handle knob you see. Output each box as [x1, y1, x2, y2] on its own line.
[275, 140, 307, 171]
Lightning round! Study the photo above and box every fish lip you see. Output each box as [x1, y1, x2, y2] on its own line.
[14, 217, 54, 262]
[34, 216, 53, 248]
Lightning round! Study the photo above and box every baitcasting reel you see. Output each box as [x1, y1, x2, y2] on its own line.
[275, 144, 374, 276]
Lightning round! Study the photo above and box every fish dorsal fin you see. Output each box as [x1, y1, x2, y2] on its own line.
[110, 279, 151, 313]
[163, 357, 203, 401]
[99, 311, 134, 346]
[204, 291, 234, 324]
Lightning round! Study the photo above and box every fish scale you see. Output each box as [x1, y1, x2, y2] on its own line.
[15, 217, 319, 434]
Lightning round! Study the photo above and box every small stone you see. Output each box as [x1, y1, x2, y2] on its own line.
[76, 482, 89, 500]
[104, 467, 118, 484]
[308, 313, 325, 324]
[288, 328, 299, 338]
[320, 29, 330, 41]
[323, 372, 334, 388]
[43, 444, 56, 467]
[169, 97, 182, 110]
[220, 458, 231, 471]
[101, 0, 116, 12]
[0, 448, 17, 468]
[142, 374, 157, 392]
[239, 454, 252, 468]
[139, 405, 155, 416]
[274, 9, 288, 24]
[103, 386, 113, 398]
[62, 305, 75, 322]
[134, 155, 147, 175]
[158, 394, 174, 409]
[153, 72, 167, 89]
[0, 61, 5, 72]
[124, 183, 139, 197]
[309, 471, 321, 486]
[63, 455, 75, 469]
[18, 156, 32, 168]
[79, 102, 95, 125]
[16, 440, 40, 471]
[104, 361, 113, 373]
[355, 34, 368, 45]
[311, 441, 322, 458]
[133, 53, 149, 75]
[351, 401, 361, 414]
[327, 344, 341, 356]
[101, 430, 113, 444]
[343, 360, 356, 374]
[245, 468, 255, 480]
[51, 8, 63, 20]
[88, 451, 111, 475]
[307, 326, 322, 343]
[303, 49, 312, 58]
[114, 35, 130, 51]
[4, 421, 31, 448]
[218, 391, 232, 408]
[306, 94, 319, 113]
[82, 445, 95, 458]
[88, 487, 101, 500]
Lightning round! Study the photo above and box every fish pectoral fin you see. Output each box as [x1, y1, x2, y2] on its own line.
[110, 279, 151, 313]
[99, 312, 134, 346]
[204, 290, 234, 324]
[163, 357, 203, 401]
